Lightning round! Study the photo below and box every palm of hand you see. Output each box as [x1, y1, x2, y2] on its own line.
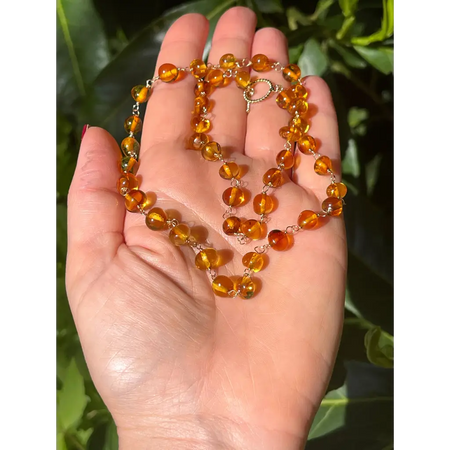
[66, 8, 346, 450]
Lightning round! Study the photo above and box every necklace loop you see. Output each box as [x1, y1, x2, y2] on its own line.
[243, 78, 277, 113]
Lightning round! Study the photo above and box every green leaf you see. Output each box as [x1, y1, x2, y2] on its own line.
[286, 7, 311, 30]
[338, 0, 359, 17]
[353, 46, 393, 74]
[310, 0, 336, 22]
[365, 326, 394, 368]
[253, 0, 283, 13]
[57, 115, 76, 199]
[298, 38, 328, 77]
[366, 153, 383, 196]
[57, 432, 67, 450]
[336, 15, 355, 40]
[341, 139, 360, 177]
[104, 420, 119, 450]
[58, 358, 87, 431]
[57, 0, 110, 113]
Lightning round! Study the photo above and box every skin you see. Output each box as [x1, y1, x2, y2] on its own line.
[66, 7, 347, 450]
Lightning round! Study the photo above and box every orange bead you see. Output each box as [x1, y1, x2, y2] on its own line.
[327, 182, 347, 198]
[268, 230, 289, 251]
[291, 84, 308, 98]
[223, 216, 241, 235]
[276, 90, 295, 110]
[193, 96, 210, 115]
[276, 150, 295, 169]
[237, 276, 256, 299]
[251, 54, 271, 72]
[242, 252, 265, 272]
[190, 59, 208, 79]
[219, 162, 240, 179]
[212, 275, 234, 297]
[222, 187, 245, 207]
[297, 210, 318, 230]
[131, 85, 150, 103]
[124, 190, 147, 212]
[201, 141, 222, 161]
[253, 193, 274, 215]
[279, 126, 301, 142]
[205, 69, 224, 87]
[194, 81, 213, 97]
[263, 168, 283, 187]
[169, 223, 191, 246]
[235, 71, 251, 89]
[219, 53, 236, 70]
[241, 219, 262, 240]
[322, 197, 343, 216]
[288, 99, 308, 116]
[124, 115, 142, 134]
[158, 63, 178, 83]
[117, 173, 139, 195]
[314, 156, 333, 175]
[289, 116, 310, 134]
[298, 135, 317, 155]
[195, 248, 219, 270]
[145, 207, 167, 231]
[120, 156, 139, 174]
[282, 64, 302, 83]
[121, 137, 140, 158]
[188, 133, 209, 150]
[191, 116, 211, 133]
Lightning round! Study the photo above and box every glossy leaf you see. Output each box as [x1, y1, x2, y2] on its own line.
[329, 41, 368, 68]
[365, 326, 394, 368]
[253, 0, 283, 13]
[298, 38, 328, 77]
[338, 0, 359, 17]
[341, 139, 360, 177]
[353, 45, 393, 74]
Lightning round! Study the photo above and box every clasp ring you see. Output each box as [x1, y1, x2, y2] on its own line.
[243, 78, 275, 113]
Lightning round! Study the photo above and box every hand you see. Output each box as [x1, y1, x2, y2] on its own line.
[66, 7, 347, 450]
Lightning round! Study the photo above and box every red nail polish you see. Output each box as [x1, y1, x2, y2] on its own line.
[81, 124, 89, 141]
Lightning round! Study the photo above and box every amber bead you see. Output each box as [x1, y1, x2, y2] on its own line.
[297, 210, 318, 230]
[279, 126, 301, 142]
[195, 248, 219, 270]
[253, 193, 274, 215]
[190, 59, 208, 79]
[263, 168, 283, 188]
[289, 115, 310, 134]
[191, 116, 211, 133]
[291, 84, 308, 99]
[322, 197, 343, 216]
[188, 133, 209, 150]
[201, 141, 222, 161]
[235, 71, 251, 89]
[194, 81, 213, 97]
[288, 99, 308, 116]
[282, 64, 302, 83]
[124, 115, 142, 134]
[223, 216, 241, 235]
[120, 156, 140, 174]
[212, 275, 234, 297]
[327, 182, 347, 198]
[193, 96, 209, 115]
[222, 187, 245, 207]
[158, 63, 178, 83]
[169, 223, 191, 246]
[314, 156, 333, 175]
[219, 53, 236, 70]
[124, 190, 147, 212]
[276, 90, 295, 110]
[121, 137, 140, 158]
[276, 150, 295, 170]
[251, 54, 270, 72]
[241, 219, 262, 240]
[131, 85, 150, 103]
[117, 173, 139, 195]
[242, 252, 265, 273]
[268, 230, 289, 251]
[219, 162, 240, 180]
[145, 207, 167, 231]
[237, 276, 256, 299]
[298, 135, 317, 155]
[205, 69, 224, 87]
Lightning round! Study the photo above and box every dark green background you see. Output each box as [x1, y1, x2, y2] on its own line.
[57, 0, 393, 448]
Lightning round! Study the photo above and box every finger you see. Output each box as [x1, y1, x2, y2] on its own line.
[141, 14, 209, 153]
[206, 7, 257, 155]
[66, 126, 125, 301]
[245, 27, 290, 161]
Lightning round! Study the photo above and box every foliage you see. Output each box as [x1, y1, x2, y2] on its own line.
[57, 0, 393, 448]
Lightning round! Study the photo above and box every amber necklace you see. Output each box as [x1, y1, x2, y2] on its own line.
[116, 53, 346, 299]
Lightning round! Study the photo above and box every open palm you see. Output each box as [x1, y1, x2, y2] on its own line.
[66, 7, 347, 450]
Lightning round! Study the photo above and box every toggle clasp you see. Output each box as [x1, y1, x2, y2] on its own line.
[243, 78, 276, 113]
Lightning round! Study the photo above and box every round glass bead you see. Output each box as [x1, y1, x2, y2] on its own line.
[120, 156, 139, 174]
[124, 190, 147, 212]
[117, 173, 139, 195]
[237, 276, 256, 299]
[212, 275, 234, 297]
[241, 219, 262, 240]
[169, 223, 191, 246]
[298, 135, 317, 155]
[191, 116, 211, 133]
[251, 54, 270, 72]
[282, 64, 301, 83]
[193, 96, 209, 115]
[190, 59, 208, 79]
[279, 126, 301, 142]
[276, 150, 295, 169]
[131, 85, 150, 103]
[289, 116, 309, 134]
[297, 210, 318, 230]
[322, 197, 343, 216]
[268, 229, 289, 251]
[314, 156, 333, 175]
[263, 168, 283, 187]
[291, 84, 308, 98]
[205, 69, 224, 87]
[219, 53, 236, 69]
[121, 137, 140, 158]
[223, 216, 241, 235]
[327, 182, 347, 198]
[288, 99, 308, 116]
[145, 208, 167, 231]
[188, 133, 209, 151]
[158, 63, 179, 82]
[195, 248, 219, 270]
[219, 162, 240, 179]
[201, 141, 221, 161]
[194, 81, 213, 97]
[276, 90, 294, 110]
[235, 71, 251, 89]
[222, 187, 245, 207]
[124, 115, 142, 134]
[242, 252, 265, 273]
[253, 193, 274, 215]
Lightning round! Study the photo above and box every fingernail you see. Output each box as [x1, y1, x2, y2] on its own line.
[81, 124, 90, 141]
